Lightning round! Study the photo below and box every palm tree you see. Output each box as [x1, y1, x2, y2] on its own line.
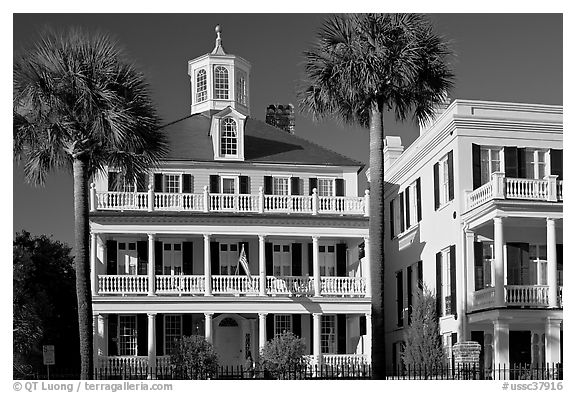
[14, 27, 167, 379]
[299, 14, 454, 379]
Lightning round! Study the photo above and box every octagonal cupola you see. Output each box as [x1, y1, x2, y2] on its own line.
[188, 25, 251, 116]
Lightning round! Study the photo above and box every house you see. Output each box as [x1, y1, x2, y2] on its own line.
[89, 26, 371, 370]
[382, 99, 563, 371]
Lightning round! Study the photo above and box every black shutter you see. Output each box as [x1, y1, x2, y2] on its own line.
[291, 177, 300, 195]
[137, 241, 148, 275]
[551, 149, 563, 180]
[106, 240, 117, 275]
[183, 242, 193, 275]
[137, 314, 147, 356]
[557, 244, 563, 285]
[433, 162, 440, 210]
[417, 260, 423, 290]
[293, 314, 301, 338]
[449, 245, 457, 317]
[183, 314, 192, 336]
[448, 151, 454, 201]
[154, 174, 163, 193]
[156, 315, 164, 356]
[209, 175, 220, 193]
[265, 242, 273, 275]
[474, 242, 484, 290]
[264, 176, 273, 195]
[504, 147, 519, 178]
[309, 178, 318, 195]
[307, 243, 313, 276]
[108, 314, 118, 356]
[108, 171, 118, 191]
[407, 265, 413, 324]
[182, 174, 192, 193]
[210, 242, 220, 275]
[396, 271, 403, 327]
[266, 314, 274, 339]
[335, 179, 344, 196]
[472, 144, 481, 190]
[507, 242, 529, 285]
[309, 316, 313, 354]
[517, 148, 527, 179]
[405, 188, 411, 229]
[337, 315, 346, 354]
[416, 178, 422, 222]
[436, 252, 442, 319]
[155, 241, 163, 275]
[136, 173, 147, 192]
[239, 176, 249, 194]
[292, 243, 302, 276]
[359, 315, 366, 336]
[390, 200, 395, 239]
[399, 192, 405, 233]
[336, 243, 347, 277]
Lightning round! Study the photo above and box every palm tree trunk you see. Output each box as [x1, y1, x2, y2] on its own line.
[73, 157, 94, 379]
[369, 98, 386, 379]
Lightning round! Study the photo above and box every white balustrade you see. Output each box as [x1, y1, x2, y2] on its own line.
[320, 277, 366, 296]
[96, 192, 148, 210]
[264, 195, 314, 213]
[266, 276, 314, 296]
[472, 287, 496, 309]
[467, 182, 493, 210]
[155, 275, 204, 294]
[211, 275, 260, 295]
[506, 178, 548, 200]
[505, 285, 549, 306]
[322, 354, 368, 367]
[155, 356, 171, 369]
[318, 196, 366, 215]
[98, 275, 148, 294]
[97, 356, 149, 369]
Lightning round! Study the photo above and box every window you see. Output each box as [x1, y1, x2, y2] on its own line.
[165, 174, 180, 194]
[526, 149, 547, 180]
[118, 315, 137, 356]
[274, 314, 292, 336]
[317, 178, 334, 196]
[439, 155, 450, 205]
[529, 245, 547, 285]
[220, 118, 238, 156]
[273, 177, 289, 195]
[236, 72, 247, 105]
[196, 69, 207, 103]
[319, 244, 336, 276]
[392, 197, 401, 237]
[434, 152, 454, 209]
[273, 243, 291, 276]
[163, 242, 183, 275]
[118, 242, 137, 275]
[164, 315, 182, 355]
[480, 147, 503, 184]
[219, 243, 239, 275]
[440, 248, 452, 316]
[407, 182, 418, 228]
[482, 243, 494, 288]
[221, 176, 237, 194]
[214, 66, 229, 99]
[321, 315, 337, 354]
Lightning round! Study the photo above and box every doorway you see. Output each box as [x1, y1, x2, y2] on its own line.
[214, 317, 242, 367]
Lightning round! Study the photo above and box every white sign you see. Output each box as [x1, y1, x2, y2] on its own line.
[43, 345, 55, 365]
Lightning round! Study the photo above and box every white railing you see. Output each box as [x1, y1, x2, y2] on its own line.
[209, 193, 260, 212]
[96, 191, 148, 210]
[321, 277, 366, 296]
[558, 181, 563, 201]
[154, 193, 204, 211]
[467, 182, 493, 210]
[323, 354, 369, 367]
[318, 196, 365, 215]
[264, 195, 313, 214]
[155, 275, 204, 294]
[266, 276, 314, 296]
[506, 178, 548, 200]
[505, 285, 549, 306]
[155, 356, 171, 368]
[212, 275, 260, 295]
[96, 356, 149, 369]
[472, 287, 496, 309]
[98, 275, 148, 294]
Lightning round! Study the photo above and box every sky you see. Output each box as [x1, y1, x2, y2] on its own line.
[12, 13, 563, 249]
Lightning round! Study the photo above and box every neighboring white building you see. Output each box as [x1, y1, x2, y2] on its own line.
[383, 100, 563, 371]
[89, 27, 372, 370]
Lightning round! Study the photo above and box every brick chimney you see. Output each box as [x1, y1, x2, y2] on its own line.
[384, 136, 404, 169]
[265, 104, 295, 134]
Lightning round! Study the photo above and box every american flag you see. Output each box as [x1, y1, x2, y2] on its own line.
[238, 245, 252, 281]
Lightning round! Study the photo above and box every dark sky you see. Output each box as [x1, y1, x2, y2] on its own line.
[12, 13, 562, 248]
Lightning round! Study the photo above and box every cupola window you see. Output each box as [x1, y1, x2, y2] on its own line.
[236, 72, 247, 105]
[220, 118, 238, 156]
[214, 66, 229, 99]
[196, 69, 207, 103]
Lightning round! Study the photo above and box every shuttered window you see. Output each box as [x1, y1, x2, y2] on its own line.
[434, 151, 454, 209]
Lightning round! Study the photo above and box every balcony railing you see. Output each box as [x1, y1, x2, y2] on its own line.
[96, 356, 171, 369]
[323, 354, 368, 367]
[97, 274, 367, 297]
[466, 172, 563, 211]
[471, 285, 563, 311]
[91, 185, 369, 216]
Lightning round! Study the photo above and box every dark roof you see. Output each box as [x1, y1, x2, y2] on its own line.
[161, 112, 363, 168]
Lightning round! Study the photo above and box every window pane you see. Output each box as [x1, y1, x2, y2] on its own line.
[283, 245, 290, 252]
[196, 69, 207, 103]
[274, 245, 281, 252]
[165, 315, 182, 355]
[118, 316, 137, 356]
[174, 244, 181, 251]
[214, 66, 229, 99]
[273, 177, 289, 195]
[128, 243, 136, 251]
[230, 244, 237, 252]
[220, 118, 237, 156]
[165, 174, 180, 193]
[222, 178, 235, 194]
[318, 178, 333, 196]
[321, 315, 337, 354]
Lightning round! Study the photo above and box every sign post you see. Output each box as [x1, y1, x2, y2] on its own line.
[43, 345, 55, 380]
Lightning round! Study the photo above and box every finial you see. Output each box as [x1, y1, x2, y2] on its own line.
[212, 24, 226, 55]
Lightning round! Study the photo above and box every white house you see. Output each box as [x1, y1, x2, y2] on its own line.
[382, 99, 563, 371]
[89, 27, 372, 370]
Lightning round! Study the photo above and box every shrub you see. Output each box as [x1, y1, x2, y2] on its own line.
[169, 335, 218, 379]
[260, 332, 308, 379]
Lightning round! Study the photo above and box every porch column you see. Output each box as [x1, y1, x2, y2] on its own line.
[546, 218, 558, 308]
[204, 234, 212, 296]
[258, 313, 267, 352]
[365, 312, 372, 364]
[312, 313, 322, 365]
[93, 312, 99, 367]
[493, 319, 509, 375]
[147, 313, 156, 370]
[363, 236, 372, 297]
[312, 236, 321, 297]
[465, 229, 476, 318]
[98, 314, 108, 357]
[545, 317, 562, 364]
[456, 228, 469, 341]
[259, 235, 267, 296]
[147, 233, 156, 296]
[493, 217, 505, 308]
[91, 233, 98, 296]
[204, 313, 213, 344]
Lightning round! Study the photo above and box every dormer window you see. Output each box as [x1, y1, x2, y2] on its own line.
[196, 69, 207, 103]
[214, 66, 229, 99]
[220, 118, 238, 156]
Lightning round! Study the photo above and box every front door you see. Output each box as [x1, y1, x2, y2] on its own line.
[510, 330, 531, 379]
[118, 242, 137, 275]
[214, 317, 242, 367]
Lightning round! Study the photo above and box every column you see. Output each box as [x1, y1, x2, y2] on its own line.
[493, 319, 509, 377]
[147, 234, 156, 296]
[204, 313, 214, 344]
[259, 235, 267, 296]
[465, 230, 476, 311]
[545, 318, 562, 364]
[546, 218, 558, 308]
[493, 217, 505, 307]
[456, 229, 470, 341]
[312, 237, 321, 297]
[97, 314, 108, 356]
[363, 237, 372, 297]
[312, 313, 322, 365]
[204, 234, 212, 296]
[91, 233, 98, 296]
[365, 312, 372, 364]
[258, 313, 267, 352]
[147, 313, 156, 371]
[92, 312, 99, 367]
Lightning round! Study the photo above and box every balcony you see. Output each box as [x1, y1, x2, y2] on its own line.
[91, 185, 369, 216]
[471, 285, 563, 311]
[97, 274, 367, 297]
[466, 172, 563, 211]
